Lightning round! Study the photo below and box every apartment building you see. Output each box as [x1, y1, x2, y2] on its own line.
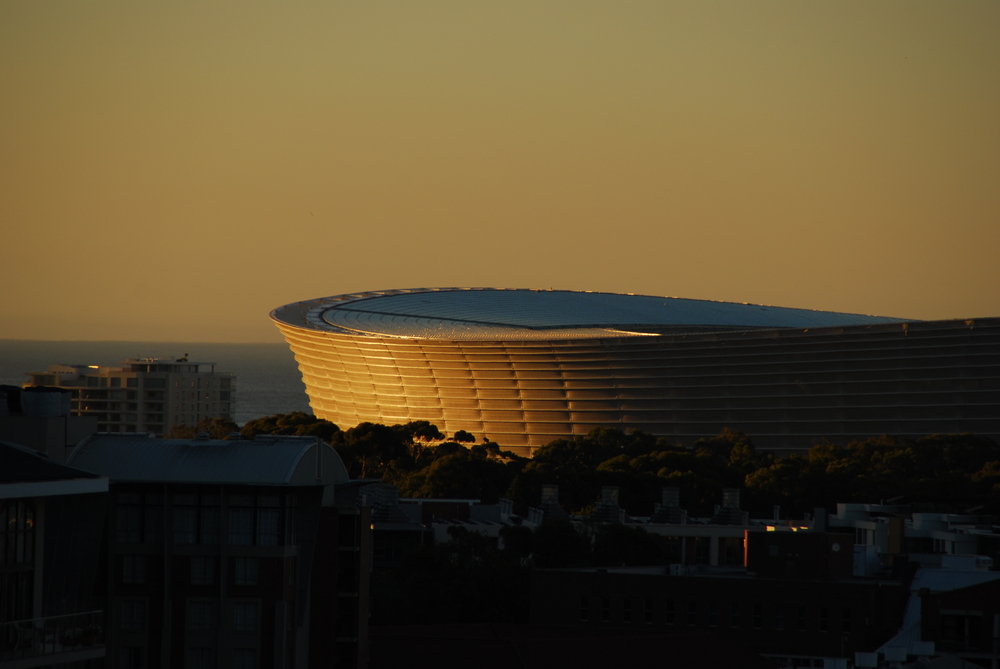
[25, 358, 235, 436]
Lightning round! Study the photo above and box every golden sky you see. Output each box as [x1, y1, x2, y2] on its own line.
[2, 1, 998, 342]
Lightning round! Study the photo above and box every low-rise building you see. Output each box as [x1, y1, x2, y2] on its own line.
[67, 432, 369, 669]
[0, 441, 109, 669]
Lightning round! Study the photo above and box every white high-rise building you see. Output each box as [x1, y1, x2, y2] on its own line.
[24, 357, 235, 435]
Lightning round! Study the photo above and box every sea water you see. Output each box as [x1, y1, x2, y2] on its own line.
[0, 340, 311, 426]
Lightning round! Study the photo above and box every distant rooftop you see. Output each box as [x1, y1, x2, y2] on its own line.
[67, 433, 348, 486]
[272, 288, 911, 341]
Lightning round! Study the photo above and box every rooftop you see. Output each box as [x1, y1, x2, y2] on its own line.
[273, 288, 911, 341]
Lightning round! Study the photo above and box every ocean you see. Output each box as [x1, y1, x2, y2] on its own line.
[0, 340, 311, 426]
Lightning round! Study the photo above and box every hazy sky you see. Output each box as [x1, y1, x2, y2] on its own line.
[3, 1, 998, 343]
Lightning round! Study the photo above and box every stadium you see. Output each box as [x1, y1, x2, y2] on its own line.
[271, 288, 1000, 456]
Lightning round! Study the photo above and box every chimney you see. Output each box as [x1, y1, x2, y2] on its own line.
[601, 486, 619, 506]
[541, 485, 559, 505]
[661, 487, 680, 507]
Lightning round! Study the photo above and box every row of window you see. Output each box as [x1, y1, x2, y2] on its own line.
[119, 599, 260, 633]
[123, 556, 269, 586]
[116, 493, 297, 546]
[581, 597, 853, 633]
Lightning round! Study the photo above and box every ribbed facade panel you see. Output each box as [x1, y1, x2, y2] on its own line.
[272, 291, 1000, 456]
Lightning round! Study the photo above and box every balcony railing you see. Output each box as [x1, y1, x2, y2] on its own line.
[1, 611, 104, 664]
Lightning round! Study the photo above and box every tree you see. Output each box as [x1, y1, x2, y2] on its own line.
[165, 417, 240, 439]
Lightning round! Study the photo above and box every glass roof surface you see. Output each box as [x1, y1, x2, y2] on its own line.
[315, 289, 909, 339]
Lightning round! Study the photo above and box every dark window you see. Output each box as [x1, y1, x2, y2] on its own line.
[173, 495, 198, 544]
[819, 607, 829, 632]
[644, 599, 654, 624]
[580, 597, 589, 622]
[123, 555, 146, 584]
[694, 537, 710, 565]
[143, 494, 164, 544]
[126, 378, 138, 388]
[192, 557, 215, 585]
[708, 602, 718, 627]
[233, 602, 259, 632]
[233, 648, 256, 669]
[622, 598, 631, 624]
[797, 606, 807, 632]
[842, 608, 852, 633]
[187, 647, 214, 669]
[774, 605, 784, 631]
[120, 600, 146, 631]
[235, 557, 259, 586]
[687, 602, 697, 626]
[119, 646, 143, 668]
[189, 601, 216, 631]
[730, 603, 740, 628]
[116, 496, 142, 544]
[665, 600, 674, 625]
[601, 597, 610, 623]
[753, 603, 762, 629]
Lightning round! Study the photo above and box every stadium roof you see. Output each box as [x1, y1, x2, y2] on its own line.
[272, 288, 911, 341]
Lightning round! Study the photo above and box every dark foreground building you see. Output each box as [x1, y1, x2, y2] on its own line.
[271, 288, 1000, 455]
[67, 433, 370, 669]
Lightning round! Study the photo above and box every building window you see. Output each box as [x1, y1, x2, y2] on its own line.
[116, 495, 142, 544]
[664, 600, 674, 625]
[722, 537, 743, 565]
[687, 602, 697, 626]
[189, 601, 216, 631]
[111, 377, 122, 388]
[173, 495, 198, 544]
[600, 597, 610, 623]
[694, 537, 709, 565]
[774, 605, 784, 631]
[127, 378, 138, 388]
[144, 494, 164, 544]
[121, 600, 146, 631]
[819, 607, 829, 632]
[730, 603, 740, 628]
[119, 646, 143, 668]
[230, 508, 254, 546]
[644, 599, 654, 624]
[622, 598, 631, 624]
[708, 603, 718, 627]
[233, 602, 259, 632]
[256, 508, 280, 546]
[797, 606, 807, 632]
[233, 648, 256, 669]
[2, 500, 36, 565]
[235, 557, 259, 586]
[753, 603, 762, 629]
[123, 555, 146, 584]
[580, 597, 589, 622]
[200, 504, 220, 545]
[192, 557, 215, 585]
[188, 647, 214, 669]
[842, 608, 851, 633]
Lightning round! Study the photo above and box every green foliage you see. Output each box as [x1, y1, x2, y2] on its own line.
[165, 417, 240, 439]
[239, 413, 1000, 518]
[240, 411, 340, 442]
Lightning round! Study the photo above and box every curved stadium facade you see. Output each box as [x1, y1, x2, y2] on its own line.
[271, 288, 1000, 456]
